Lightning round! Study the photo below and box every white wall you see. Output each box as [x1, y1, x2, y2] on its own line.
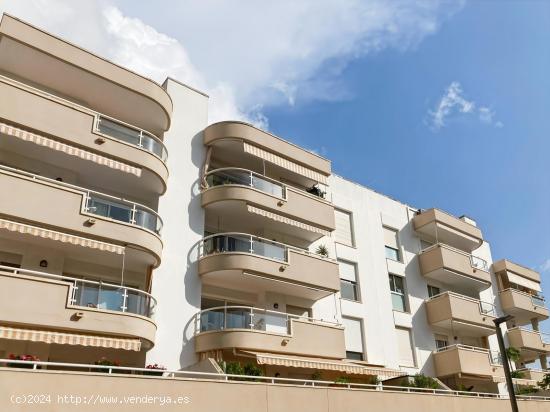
[146, 78, 208, 369]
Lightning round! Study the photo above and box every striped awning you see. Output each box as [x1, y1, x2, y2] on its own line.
[506, 272, 541, 292]
[0, 326, 141, 351]
[243, 142, 328, 184]
[242, 351, 405, 379]
[0, 218, 125, 255]
[0, 122, 141, 177]
[247, 205, 331, 237]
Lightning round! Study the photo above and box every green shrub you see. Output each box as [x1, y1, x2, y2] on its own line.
[516, 385, 538, 395]
[403, 374, 439, 389]
[511, 370, 525, 379]
[538, 372, 550, 390]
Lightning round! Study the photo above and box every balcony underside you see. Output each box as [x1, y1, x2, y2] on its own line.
[500, 290, 549, 325]
[204, 199, 330, 244]
[430, 319, 495, 338]
[422, 268, 491, 295]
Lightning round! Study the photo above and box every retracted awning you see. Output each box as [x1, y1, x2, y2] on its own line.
[0, 218, 125, 255]
[243, 142, 328, 185]
[0, 122, 141, 177]
[247, 205, 331, 237]
[506, 271, 541, 292]
[0, 326, 141, 351]
[239, 351, 405, 379]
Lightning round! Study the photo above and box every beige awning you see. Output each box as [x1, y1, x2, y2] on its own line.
[0, 122, 141, 177]
[241, 351, 405, 379]
[506, 272, 541, 292]
[243, 142, 328, 184]
[0, 218, 125, 255]
[0, 326, 141, 351]
[247, 205, 331, 237]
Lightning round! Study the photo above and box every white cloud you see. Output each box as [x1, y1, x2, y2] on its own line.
[541, 259, 550, 273]
[1, 0, 464, 127]
[428, 81, 502, 131]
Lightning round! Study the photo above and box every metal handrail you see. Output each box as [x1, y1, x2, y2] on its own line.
[1, 359, 548, 401]
[420, 243, 489, 272]
[204, 167, 331, 202]
[198, 232, 335, 262]
[0, 163, 163, 235]
[0, 264, 156, 318]
[427, 291, 496, 316]
[195, 305, 341, 335]
[435, 344, 503, 365]
[0, 74, 168, 161]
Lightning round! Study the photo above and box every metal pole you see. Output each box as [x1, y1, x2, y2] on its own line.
[493, 315, 518, 412]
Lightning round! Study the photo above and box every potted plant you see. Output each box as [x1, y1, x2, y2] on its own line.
[306, 185, 326, 198]
[93, 357, 120, 373]
[144, 363, 166, 376]
[316, 245, 329, 258]
[7, 354, 40, 369]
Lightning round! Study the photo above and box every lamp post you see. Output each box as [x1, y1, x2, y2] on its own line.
[493, 314, 518, 412]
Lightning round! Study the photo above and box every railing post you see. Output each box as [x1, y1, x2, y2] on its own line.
[249, 235, 254, 254]
[121, 288, 128, 313]
[130, 205, 137, 224]
[138, 131, 143, 148]
[249, 171, 254, 188]
[223, 306, 227, 330]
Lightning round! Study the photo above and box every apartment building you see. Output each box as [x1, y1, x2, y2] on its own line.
[0, 13, 548, 404]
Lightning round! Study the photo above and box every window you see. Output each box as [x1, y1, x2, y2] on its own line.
[389, 274, 407, 312]
[338, 259, 359, 301]
[396, 327, 416, 367]
[435, 334, 448, 350]
[334, 209, 354, 247]
[427, 285, 440, 298]
[342, 317, 364, 360]
[383, 227, 400, 261]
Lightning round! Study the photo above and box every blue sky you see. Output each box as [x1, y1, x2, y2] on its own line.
[264, 1, 550, 304]
[2, 1, 549, 332]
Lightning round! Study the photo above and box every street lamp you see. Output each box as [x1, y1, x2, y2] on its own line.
[493, 314, 518, 412]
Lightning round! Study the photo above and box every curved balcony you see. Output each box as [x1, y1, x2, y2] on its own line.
[499, 288, 549, 325]
[0, 14, 172, 135]
[418, 244, 491, 295]
[0, 165, 162, 266]
[198, 233, 340, 301]
[194, 306, 345, 359]
[433, 345, 504, 381]
[426, 292, 496, 337]
[507, 327, 550, 363]
[0, 266, 157, 348]
[202, 168, 334, 243]
[413, 209, 483, 252]
[0, 74, 168, 195]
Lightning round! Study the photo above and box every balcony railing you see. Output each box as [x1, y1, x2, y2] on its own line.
[0, 164, 163, 235]
[0, 265, 156, 318]
[194, 305, 339, 335]
[96, 116, 168, 161]
[421, 243, 490, 273]
[428, 291, 496, 316]
[198, 233, 332, 263]
[501, 287, 547, 308]
[436, 344, 503, 365]
[205, 168, 286, 198]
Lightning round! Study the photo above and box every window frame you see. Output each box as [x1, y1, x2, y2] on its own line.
[337, 258, 360, 302]
[342, 316, 365, 361]
[334, 208, 356, 247]
[389, 274, 408, 312]
[383, 226, 401, 262]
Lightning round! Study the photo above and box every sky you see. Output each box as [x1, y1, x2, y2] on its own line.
[1, 1, 549, 331]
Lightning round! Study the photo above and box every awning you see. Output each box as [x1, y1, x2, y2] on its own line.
[506, 271, 541, 292]
[243, 142, 328, 185]
[247, 205, 331, 237]
[240, 351, 405, 379]
[0, 218, 125, 255]
[0, 122, 142, 177]
[0, 326, 141, 351]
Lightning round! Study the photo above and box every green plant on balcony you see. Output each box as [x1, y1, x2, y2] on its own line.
[538, 372, 550, 390]
[403, 373, 439, 389]
[219, 361, 264, 381]
[311, 371, 323, 380]
[510, 370, 525, 379]
[316, 244, 329, 258]
[334, 376, 351, 384]
[93, 357, 121, 373]
[516, 385, 539, 395]
[506, 347, 521, 363]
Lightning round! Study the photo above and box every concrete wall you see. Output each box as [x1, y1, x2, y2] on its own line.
[146, 79, 208, 369]
[0, 369, 548, 412]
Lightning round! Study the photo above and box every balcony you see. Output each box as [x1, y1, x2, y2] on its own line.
[202, 168, 335, 242]
[0, 165, 162, 266]
[0, 14, 172, 135]
[426, 292, 496, 337]
[516, 368, 549, 382]
[418, 244, 491, 295]
[194, 306, 345, 359]
[433, 345, 504, 381]
[0, 74, 168, 195]
[413, 209, 483, 252]
[0, 266, 156, 348]
[198, 234, 340, 300]
[507, 328, 550, 363]
[499, 289, 549, 325]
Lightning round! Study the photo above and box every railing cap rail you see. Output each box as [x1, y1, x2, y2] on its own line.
[427, 290, 495, 309]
